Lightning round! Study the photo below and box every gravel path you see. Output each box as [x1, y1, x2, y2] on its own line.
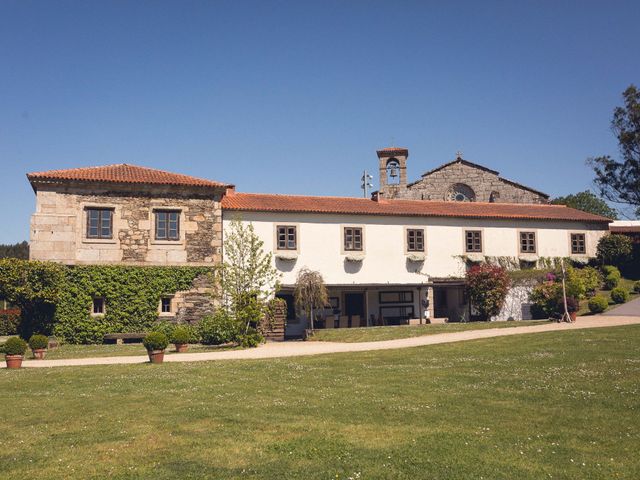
[3, 315, 639, 369]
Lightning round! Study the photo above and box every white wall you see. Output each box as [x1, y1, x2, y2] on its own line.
[223, 211, 607, 285]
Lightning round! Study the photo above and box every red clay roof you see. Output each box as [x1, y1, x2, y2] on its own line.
[27, 164, 232, 189]
[222, 192, 611, 223]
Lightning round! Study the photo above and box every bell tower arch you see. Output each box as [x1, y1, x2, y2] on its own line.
[377, 147, 408, 197]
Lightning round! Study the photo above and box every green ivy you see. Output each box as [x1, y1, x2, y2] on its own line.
[55, 265, 212, 344]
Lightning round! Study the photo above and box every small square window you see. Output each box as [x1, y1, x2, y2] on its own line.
[571, 233, 586, 254]
[344, 227, 363, 251]
[277, 225, 297, 250]
[520, 232, 536, 253]
[465, 230, 482, 253]
[155, 211, 180, 241]
[92, 297, 105, 315]
[407, 229, 424, 252]
[160, 297, 172, 314]
[86, 208, 113, 239]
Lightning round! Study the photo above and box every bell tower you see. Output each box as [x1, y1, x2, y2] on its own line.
[377, 147, 408, 197]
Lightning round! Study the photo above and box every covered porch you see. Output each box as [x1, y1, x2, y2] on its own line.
[277, 284, 431, 338]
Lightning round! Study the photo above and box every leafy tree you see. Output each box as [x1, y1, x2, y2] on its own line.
[220, 219, 280, 334]
[465, 264, 510, 321]
[589, 85, 640, 216]
[294, 267, 328, 334]
[0, 241, 29, 259]
[596, 234, 633, 267]
[551, 191, 617, 219]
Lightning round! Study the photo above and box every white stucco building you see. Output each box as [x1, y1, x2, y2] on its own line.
[222, 191, 610, 336]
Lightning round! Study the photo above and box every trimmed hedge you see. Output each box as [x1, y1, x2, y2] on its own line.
[610, 287, 629, 304]
[143, 332, 169, 351]
[3, 337, 27, 356]
[28, 334, 49, 350]
[588, 296, 609, 314]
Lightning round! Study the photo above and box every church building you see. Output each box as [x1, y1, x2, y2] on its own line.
[377, 147, 549, 204]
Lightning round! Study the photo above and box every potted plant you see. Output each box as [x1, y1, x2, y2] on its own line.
[564, 296, 580, 322]
[3, 337, 28, 369]
[170, 325, 191, 353]
[143, 331, 169, 364]
[28, 334, 49, 360]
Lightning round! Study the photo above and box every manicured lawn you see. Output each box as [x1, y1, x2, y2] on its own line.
[1, 326, 639, 479]
[38, 342, 237, 360]
[309, 319, 550, 343]
[578, 276, 640, 315]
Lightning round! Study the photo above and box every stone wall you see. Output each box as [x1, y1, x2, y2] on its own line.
[30, 181, 223, 266]
[491, 282, 536, 321]
[381, 160, 548, 204]
[170, 273, 217, 324]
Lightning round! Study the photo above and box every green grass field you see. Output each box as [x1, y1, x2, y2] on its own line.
[309, 319, 550, 342]
[35, 342, 238, 360]
[1, 325, 639, 479]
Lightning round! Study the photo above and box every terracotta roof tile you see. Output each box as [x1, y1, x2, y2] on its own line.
[27, 164, 232, 189]
[222, 192, 611, 223]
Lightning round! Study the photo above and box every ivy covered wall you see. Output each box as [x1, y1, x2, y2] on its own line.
[0, 258, 215, 344]
[55, 265, 213, 343]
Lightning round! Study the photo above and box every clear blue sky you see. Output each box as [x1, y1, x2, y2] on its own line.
[1, 1, 638, 243]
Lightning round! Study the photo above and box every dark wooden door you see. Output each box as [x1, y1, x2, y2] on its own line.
[344, 293, 365, 327]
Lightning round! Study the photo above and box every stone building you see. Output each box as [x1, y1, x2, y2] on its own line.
[27, 164, 232, 323]
[377, 147, 549, 204]
[28, 163, 230, 265]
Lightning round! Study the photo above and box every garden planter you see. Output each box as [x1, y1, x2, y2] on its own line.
[174, 343, 188, 353]
[32, 348, 47, 360]
[147, 350, 165, 364]
[5, 354, 24, 369]
[569, 312, 577, 322]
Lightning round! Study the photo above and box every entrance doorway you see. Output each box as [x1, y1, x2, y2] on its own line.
[344, 293, 365, 327]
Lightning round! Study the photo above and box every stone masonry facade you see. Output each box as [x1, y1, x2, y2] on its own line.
[378, 149, 548, 204]
[30, 182, 223, 266]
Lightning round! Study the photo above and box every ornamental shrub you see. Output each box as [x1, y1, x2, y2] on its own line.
[604, 273, 620, 290]
[465, 264, 511, 320]
[610, 287, 629, 304]
[530, 281, 563, 318]
[557, 296, 580, 313]
[199, 310, 241, 345]
[150, 320, 176, 338]
[634, 281, 640, 293]
[239, 327, 264, 348]
[588, 296, 609, 313]
[28, 334, 49, 350]
[170, 325, 193, 345]
[565, 266, 601, 299]
[143, 331, 169, 351]
[602, 265, 621, 278]
[597, 234, 633, 268]
[3, 337, 27, 356]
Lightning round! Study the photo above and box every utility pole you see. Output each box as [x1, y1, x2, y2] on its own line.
[361, 171, 373, 198]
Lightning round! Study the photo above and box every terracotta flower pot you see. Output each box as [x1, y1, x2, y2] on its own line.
[32, 348, 47, 360]
[174, 343, 188, 353]
[569, 311, 577, 322]
[5, 354, 24, 369]
[148, 350, 165, 364]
